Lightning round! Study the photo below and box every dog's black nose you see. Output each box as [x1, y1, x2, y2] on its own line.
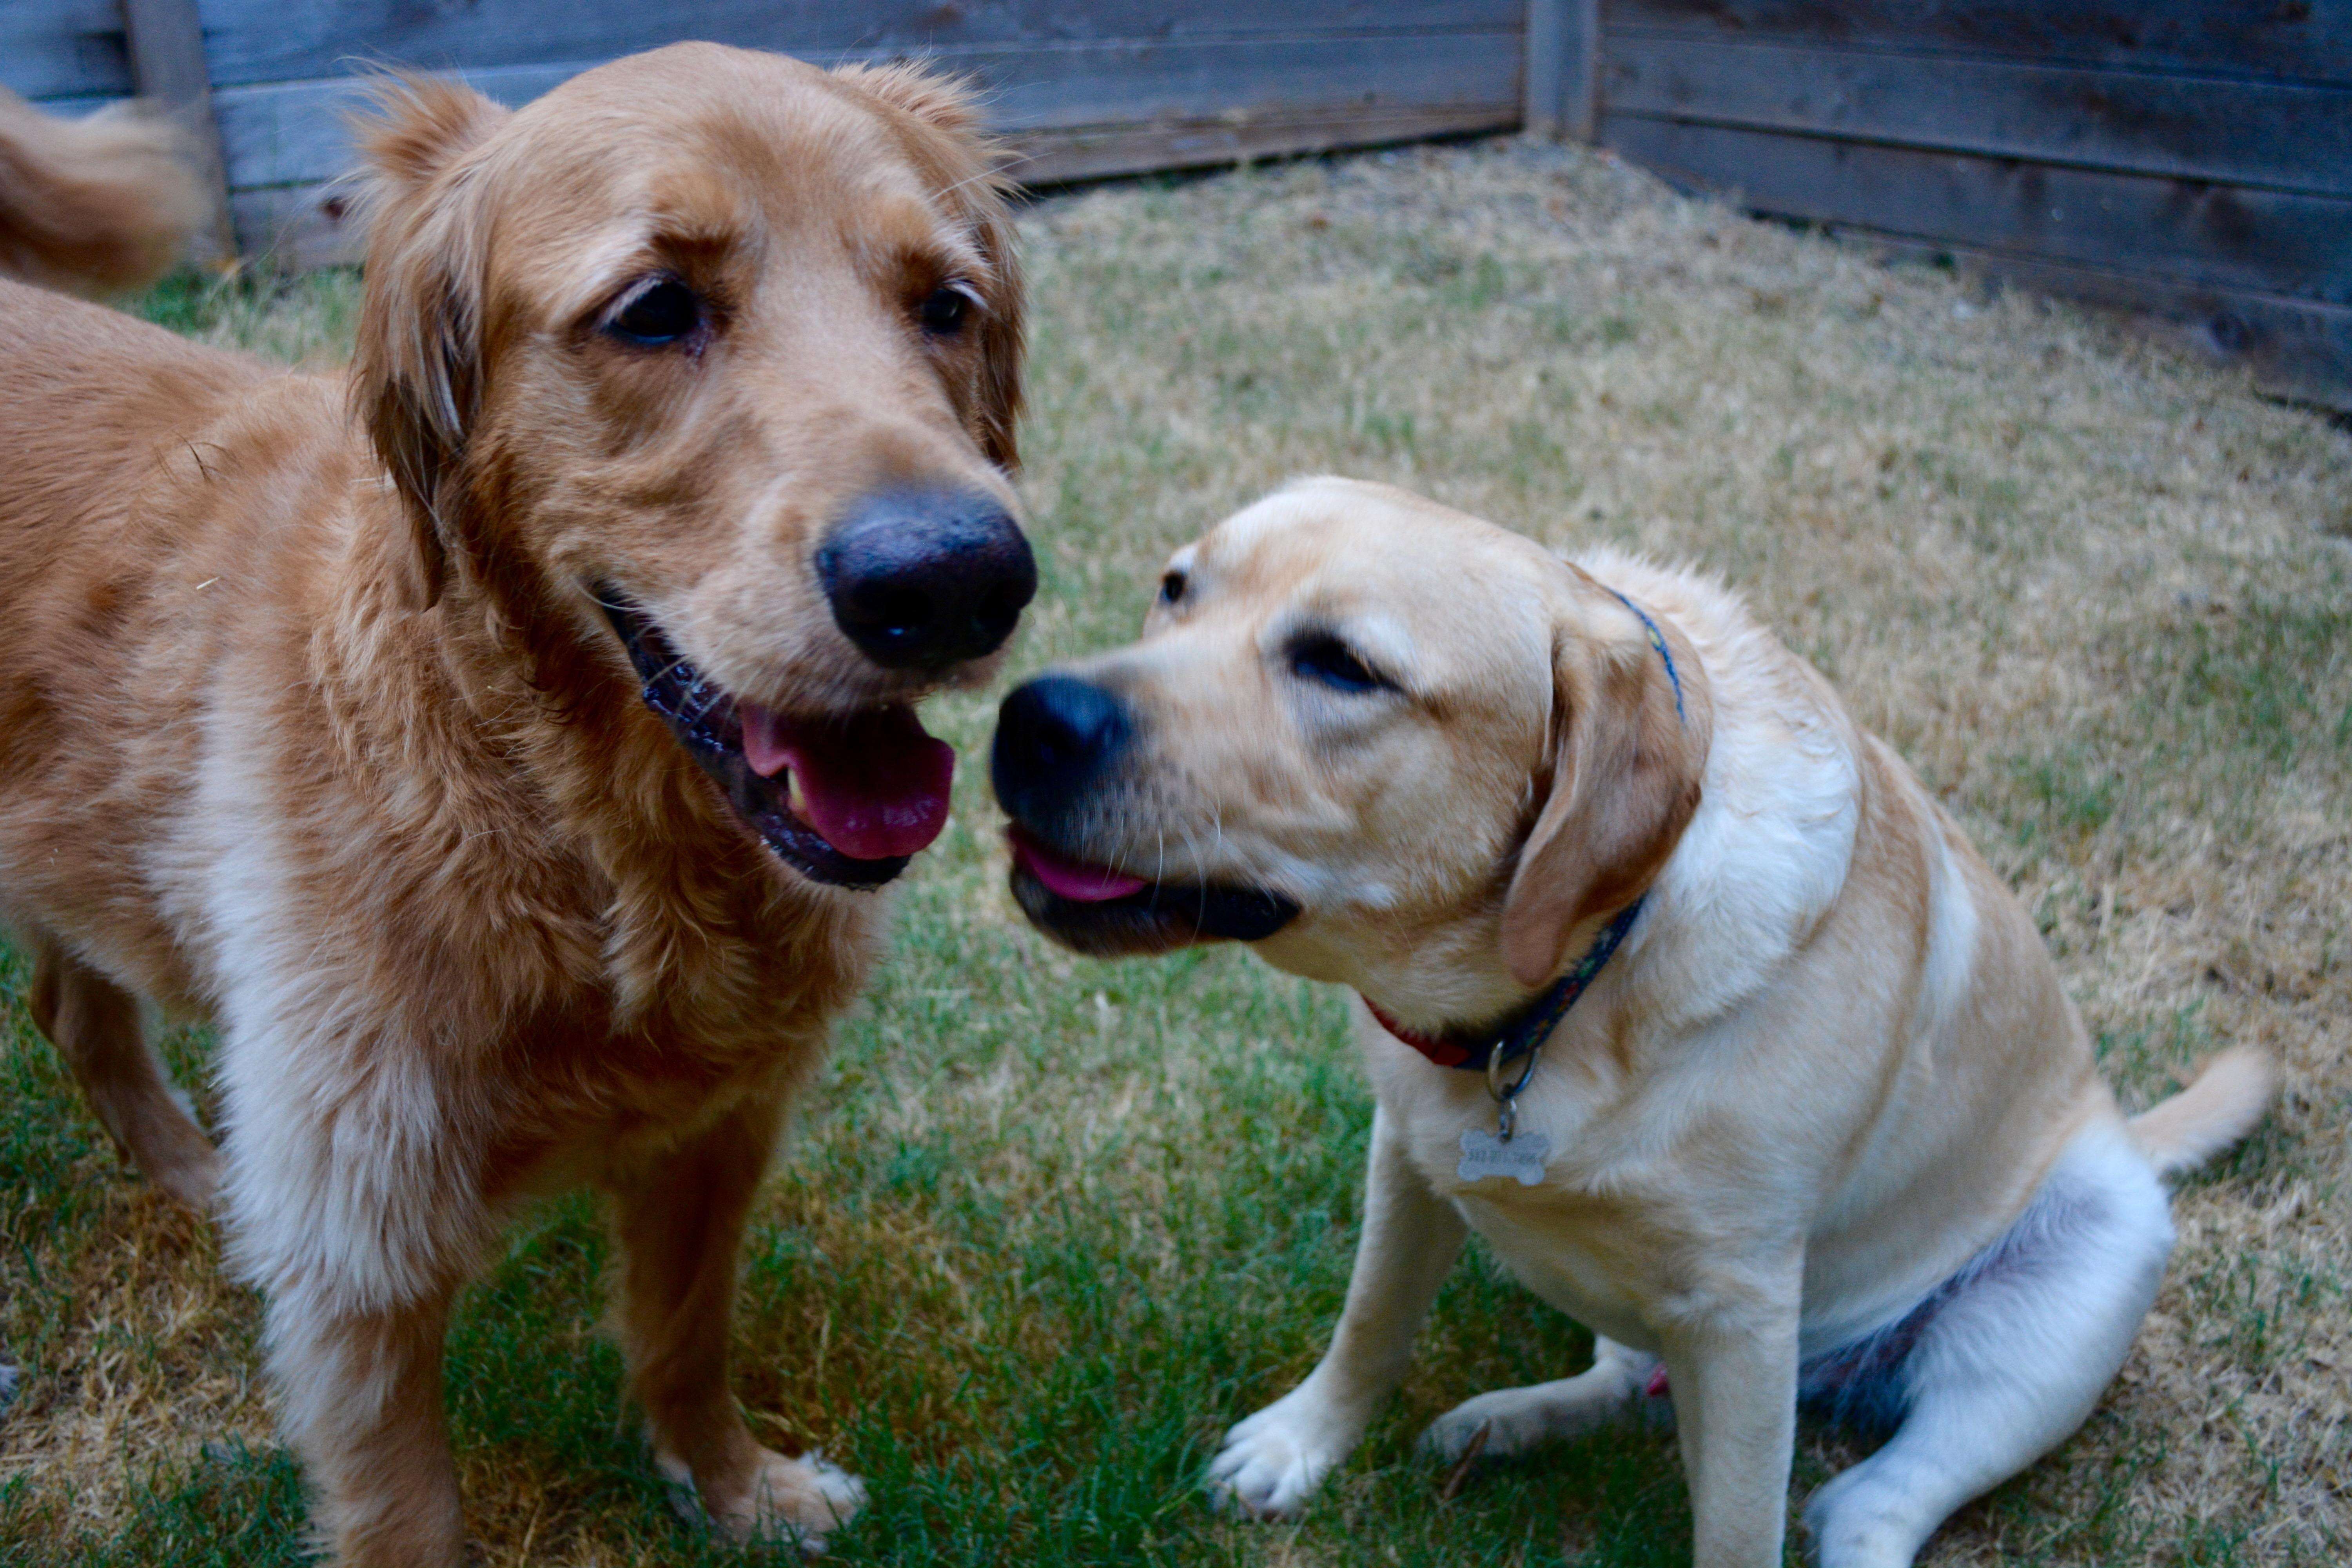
[818, 490, 1036, 670]
[991, 675, 1131, 821]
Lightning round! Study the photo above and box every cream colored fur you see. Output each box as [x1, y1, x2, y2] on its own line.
[1010, 479, 2274, 1568]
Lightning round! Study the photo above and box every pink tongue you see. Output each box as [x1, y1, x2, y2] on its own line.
[739, 702, 955, 861]
[1009, 828, 1149, 903]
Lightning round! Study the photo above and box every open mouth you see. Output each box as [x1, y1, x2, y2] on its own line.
[1004, 826, 1299, 956]
[601, 593, 954, 890]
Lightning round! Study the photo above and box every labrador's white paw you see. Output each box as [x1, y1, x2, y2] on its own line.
[1205, 1387, 1361, 1520]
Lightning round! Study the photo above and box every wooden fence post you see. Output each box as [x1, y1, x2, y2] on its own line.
[120, 0, 238, 269]
[1523, 0, 1599, 142]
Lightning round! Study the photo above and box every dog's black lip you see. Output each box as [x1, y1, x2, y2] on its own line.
[1002, 828, 1300, 955]
[596, 590, 911, 891]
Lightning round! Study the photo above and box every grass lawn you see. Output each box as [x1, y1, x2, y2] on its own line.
[2, 135, 2347, 1566]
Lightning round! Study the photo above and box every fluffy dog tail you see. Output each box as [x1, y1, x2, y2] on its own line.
[2128, 1047, 2278, 1178]
[0, 87, 208, 297]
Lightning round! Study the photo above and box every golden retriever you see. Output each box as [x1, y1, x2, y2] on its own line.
[0, 45, 1031, 1563]
[0, 86, 207, 296]
[989, 478, 2274, 1568]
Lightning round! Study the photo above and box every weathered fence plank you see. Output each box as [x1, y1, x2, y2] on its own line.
[1870, 234, 2352, 409]
[1524, 0, 1599, 141]
[218, 27, 1519, 267]
[215, 30, 1521, 192]
[1605, 38, 2352, 197]
[192, 0, 1526, 87]
[0, 0, 132, 104]
[234, 92, 1515, 271]
[1596, 4, 2352, 402]
[120, 0, 237, 266]
[1611, 0, 2352, 87]
[1604, 115, 2352, 306]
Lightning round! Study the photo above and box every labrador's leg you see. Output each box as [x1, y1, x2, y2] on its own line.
[27, 931, 218, 1208]
[1805, 1132, 2173, 1568]
[1658, 1265, 1803, 1568]
[606, 1092, 863, 1553]
[1419, 1333, 1668, 1460]
[1208, 1104, 1468, 1519]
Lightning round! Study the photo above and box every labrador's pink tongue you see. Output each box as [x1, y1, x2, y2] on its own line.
[1009, 828, 1149, 903]
[739, 702, 954, 861]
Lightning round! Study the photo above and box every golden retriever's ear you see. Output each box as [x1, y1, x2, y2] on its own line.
[347, 77, 509, 610]
[833, 63, 1026, 469]
[964, 177, 1025, 470]
[1499, 575, 1712, 987]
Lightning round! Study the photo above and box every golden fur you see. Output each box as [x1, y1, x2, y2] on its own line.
[0, 45, 1023, 1564]
[0, 87, 206, 296]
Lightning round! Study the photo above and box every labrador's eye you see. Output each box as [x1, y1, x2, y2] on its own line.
[919, 283, 975, 337]
[1288, 632, 1390, 695]
[1159, 568, 1188, 605]
[606, 278, 701, 346]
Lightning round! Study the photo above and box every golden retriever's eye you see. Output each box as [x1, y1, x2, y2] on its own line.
[918, 283, 976, 338]
[1288, 632, 1392, 695]
[605, 278, 702, 347]
[1159, 568, 1187, 605]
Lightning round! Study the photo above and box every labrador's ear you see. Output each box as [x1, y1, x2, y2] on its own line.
[347, 76, 509, 610]
[834, 62, 1025, 469]
[1498, 573, 1712, 987]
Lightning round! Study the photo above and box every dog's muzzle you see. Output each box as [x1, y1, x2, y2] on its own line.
[990, 673, 1299, 956]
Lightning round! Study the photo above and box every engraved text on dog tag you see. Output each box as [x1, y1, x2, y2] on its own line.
[1458, 1127, 1550, 1186]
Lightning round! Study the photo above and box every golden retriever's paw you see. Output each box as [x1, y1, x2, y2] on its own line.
[1205, 1389, 1357, 1520]
[732, 1450, 866, 1554]
[662, 1448, 866, 1555]
[150, 1137, 222, 1212]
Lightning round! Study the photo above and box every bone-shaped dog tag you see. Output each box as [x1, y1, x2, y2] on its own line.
[1458, 1127, 1550, 1186]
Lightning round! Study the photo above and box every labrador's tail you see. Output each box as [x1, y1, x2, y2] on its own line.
[2129, 1047, 2278, 1178]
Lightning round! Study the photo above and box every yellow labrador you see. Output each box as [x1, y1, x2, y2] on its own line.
[988, 478, 2273, 1567]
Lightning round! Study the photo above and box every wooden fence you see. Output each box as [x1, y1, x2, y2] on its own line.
[1, 2, 1527, 271]
[1544, 0, 2352, 408]
[3, 2, 2345, 404]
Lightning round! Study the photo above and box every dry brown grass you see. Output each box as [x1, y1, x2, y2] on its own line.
[2, 134, 2345, 1565]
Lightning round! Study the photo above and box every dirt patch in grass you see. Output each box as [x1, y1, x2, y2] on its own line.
[2, 135, 2345, 1565]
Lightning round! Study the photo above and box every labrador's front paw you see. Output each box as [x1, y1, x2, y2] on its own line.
[665, 1446, 866, 1555]
[1206, 1385, 1361, 1520]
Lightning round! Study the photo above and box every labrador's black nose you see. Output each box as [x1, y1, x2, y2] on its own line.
[818, 490, 1036, 670]
[991, 674, 1131, 823]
